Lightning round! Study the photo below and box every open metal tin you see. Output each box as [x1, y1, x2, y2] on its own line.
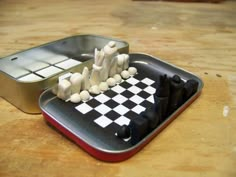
[39, 53, 203, 162]
[0, 35, 129, 113]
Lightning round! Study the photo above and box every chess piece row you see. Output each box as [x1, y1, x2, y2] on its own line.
[52, 41, 137, 103]
[117, 74, 199, 145]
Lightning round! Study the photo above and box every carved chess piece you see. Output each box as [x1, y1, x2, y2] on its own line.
[100, 41, 118, 81]
[90, 48, 105, 86]
[81, 67, 90, 90]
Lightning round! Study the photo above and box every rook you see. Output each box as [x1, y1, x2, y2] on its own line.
[168, 75, 184, 114]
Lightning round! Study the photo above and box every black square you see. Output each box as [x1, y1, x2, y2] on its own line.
[120, 90, 135, 98]
[86, 99, 101, 108]
[84, 110, 102, 120]
[104, 89, 117, 98]
[123, 100, 137, 109]
[135, 82, 147, 89]
[151, 82, 156, 88]
[140, 100, 153, 108]
[124, 111, 140, 121]
[137, 91, 151, 99]
[105, 122, 121, 134]
[105, 110, 121, 120]
[120, 81, 132, 89]
[104, 99, 119, 109]
[133, 73, 145, 80]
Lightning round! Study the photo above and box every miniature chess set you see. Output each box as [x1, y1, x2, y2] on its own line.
[39, 40, 203, 162]
[0, 35, 203, 162]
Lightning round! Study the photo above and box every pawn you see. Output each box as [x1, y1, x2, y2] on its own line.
[107, 77, 116, 87]
[117, 125, 130, 139]
[99, 82, 109, 92]
[70, 93, 81, 103]
[128, 67, 137, 76]
[113, 74, 122, 83]
[121, 70, 130, 79]
[89, 85, 100, 95]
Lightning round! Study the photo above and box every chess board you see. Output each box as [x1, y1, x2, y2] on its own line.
[40, 53, 203, 162]
[40, 66, 158, 150]
[75, 73, 156, 141]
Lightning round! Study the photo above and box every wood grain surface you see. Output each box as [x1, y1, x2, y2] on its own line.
[0, 0, 236, 176]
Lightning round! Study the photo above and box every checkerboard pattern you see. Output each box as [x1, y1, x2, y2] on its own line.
[75, 74, 156, 130]
[16, 56, 82, 81]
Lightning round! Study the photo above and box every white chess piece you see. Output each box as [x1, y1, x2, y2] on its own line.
[90, 48, 105, 86]
[107, 77, 116, 87]
[57, 79, 72, 100]
[123, 54, 129, 70]
[99, 82, 109, 92]
[100, 41, 118, 81]
[116, 54, 125, 74]
[81, 67, 90, 90]
[113, 74, 122, 83]
[128, 67, 137, 76]
[89, 85, 101, 95]
[121, 70, 130, 79]
[70, 93, 81, 103]
[109, 54, 129, 77]
[80, 90, 90, 101]
[70, 72, 82, 94]
[109, 55, 118, 77]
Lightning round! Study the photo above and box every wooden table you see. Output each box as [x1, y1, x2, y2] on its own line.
[0, 0, 235, 176]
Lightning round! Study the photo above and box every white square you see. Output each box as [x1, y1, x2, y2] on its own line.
[141, 78, 155, 85]
[25, 62, 49, 72]
[75, 103, 93, 114]
[144, 86, 156, 94]
[111, 85, 126, 94]
[95, 104, 111, 114]
[5, 65, 30, 78]
[46, 55, 68, 64]
[130, 95, 144, 104]
[94, 116, 112, 128]
[55, 59, 82, 69]
[112, 94, 128, 104]
[132, 105, 146, 114]
[147, 95, 155, 103]
[113, 105, 129, 115]
[114, 116, 130, 126]
[126, 77, 139, 85]
[18, 73, 43, 82]
[36, 66, 62, 78]
[128, 85, 142, 94]
[94, 94, 110, 103]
